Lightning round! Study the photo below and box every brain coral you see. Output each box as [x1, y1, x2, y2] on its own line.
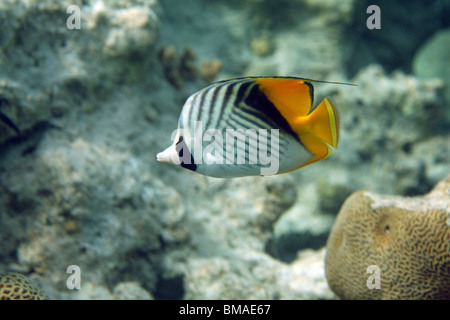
[0, 273, 49, 300]
[325, 176, 450, 300]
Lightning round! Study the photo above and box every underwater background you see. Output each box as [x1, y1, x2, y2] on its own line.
[0, 0, 449, 299]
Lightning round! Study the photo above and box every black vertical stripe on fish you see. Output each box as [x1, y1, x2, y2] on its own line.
[227, 109, 290, 159]
[243, 84, 301, 143]
[212, 80, 250, 132]
[194, 86, 209, 123]
[225, 130, 255, 160]
[184, 91, 199, 129]
[203, 83, 223, 130]
[211, 81, 237, 131]
[221, 125, 257, 164]
[221, 118, 283, 164]
[175, 136, 197, 171]
[232, 80, 253, 111]
[197, 83, 217, 124]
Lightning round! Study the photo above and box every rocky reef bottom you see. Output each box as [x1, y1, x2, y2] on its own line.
[1, 170, 448, 299]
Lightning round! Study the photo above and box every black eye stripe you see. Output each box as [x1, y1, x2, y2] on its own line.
[176, 136, 184, 157]
[176, 136, 184, 145]
[175, 136, 197, 172]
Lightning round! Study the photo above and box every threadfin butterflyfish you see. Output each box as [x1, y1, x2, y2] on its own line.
[157, 76, 352, 178]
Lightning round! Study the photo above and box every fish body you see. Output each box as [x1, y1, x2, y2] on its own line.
[157, 76, 343, 178]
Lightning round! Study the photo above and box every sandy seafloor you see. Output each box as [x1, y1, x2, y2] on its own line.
[0, 0, 449, 300]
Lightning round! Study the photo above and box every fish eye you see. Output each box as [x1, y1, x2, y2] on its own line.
[176, 136, 184, 157]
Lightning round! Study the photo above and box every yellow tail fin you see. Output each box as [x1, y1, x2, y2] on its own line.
[292, 97, 339, 168]
[306, 97, 339, 149]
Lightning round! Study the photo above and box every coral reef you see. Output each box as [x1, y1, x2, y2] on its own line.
[158, 46, 198, 87]
[159, 45, 222, 87]
[199, 59, 223, 83]
[0, 0, 160, 145]
[250, 33, 273, 57]
[184, 248, 333, 300]
[0, 272, 49, 300]
[1, 135, 188, 299]
[328, 65, 447, 195]
[0, 0, 449, 300]
[325, 176, 450, 300]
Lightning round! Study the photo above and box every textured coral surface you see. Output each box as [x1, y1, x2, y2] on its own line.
[325, 176, 450, 300]
[0, 272, 49, 300]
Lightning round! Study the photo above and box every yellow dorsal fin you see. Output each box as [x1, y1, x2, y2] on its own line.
[255, 78, 313, 118]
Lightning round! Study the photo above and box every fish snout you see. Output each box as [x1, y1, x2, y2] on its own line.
[156, 145, 180, 165]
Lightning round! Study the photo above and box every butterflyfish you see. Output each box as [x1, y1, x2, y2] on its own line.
[157, 76, 350, 178]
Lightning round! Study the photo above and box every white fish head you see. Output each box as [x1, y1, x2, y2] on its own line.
[156, 143, 180, 165]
